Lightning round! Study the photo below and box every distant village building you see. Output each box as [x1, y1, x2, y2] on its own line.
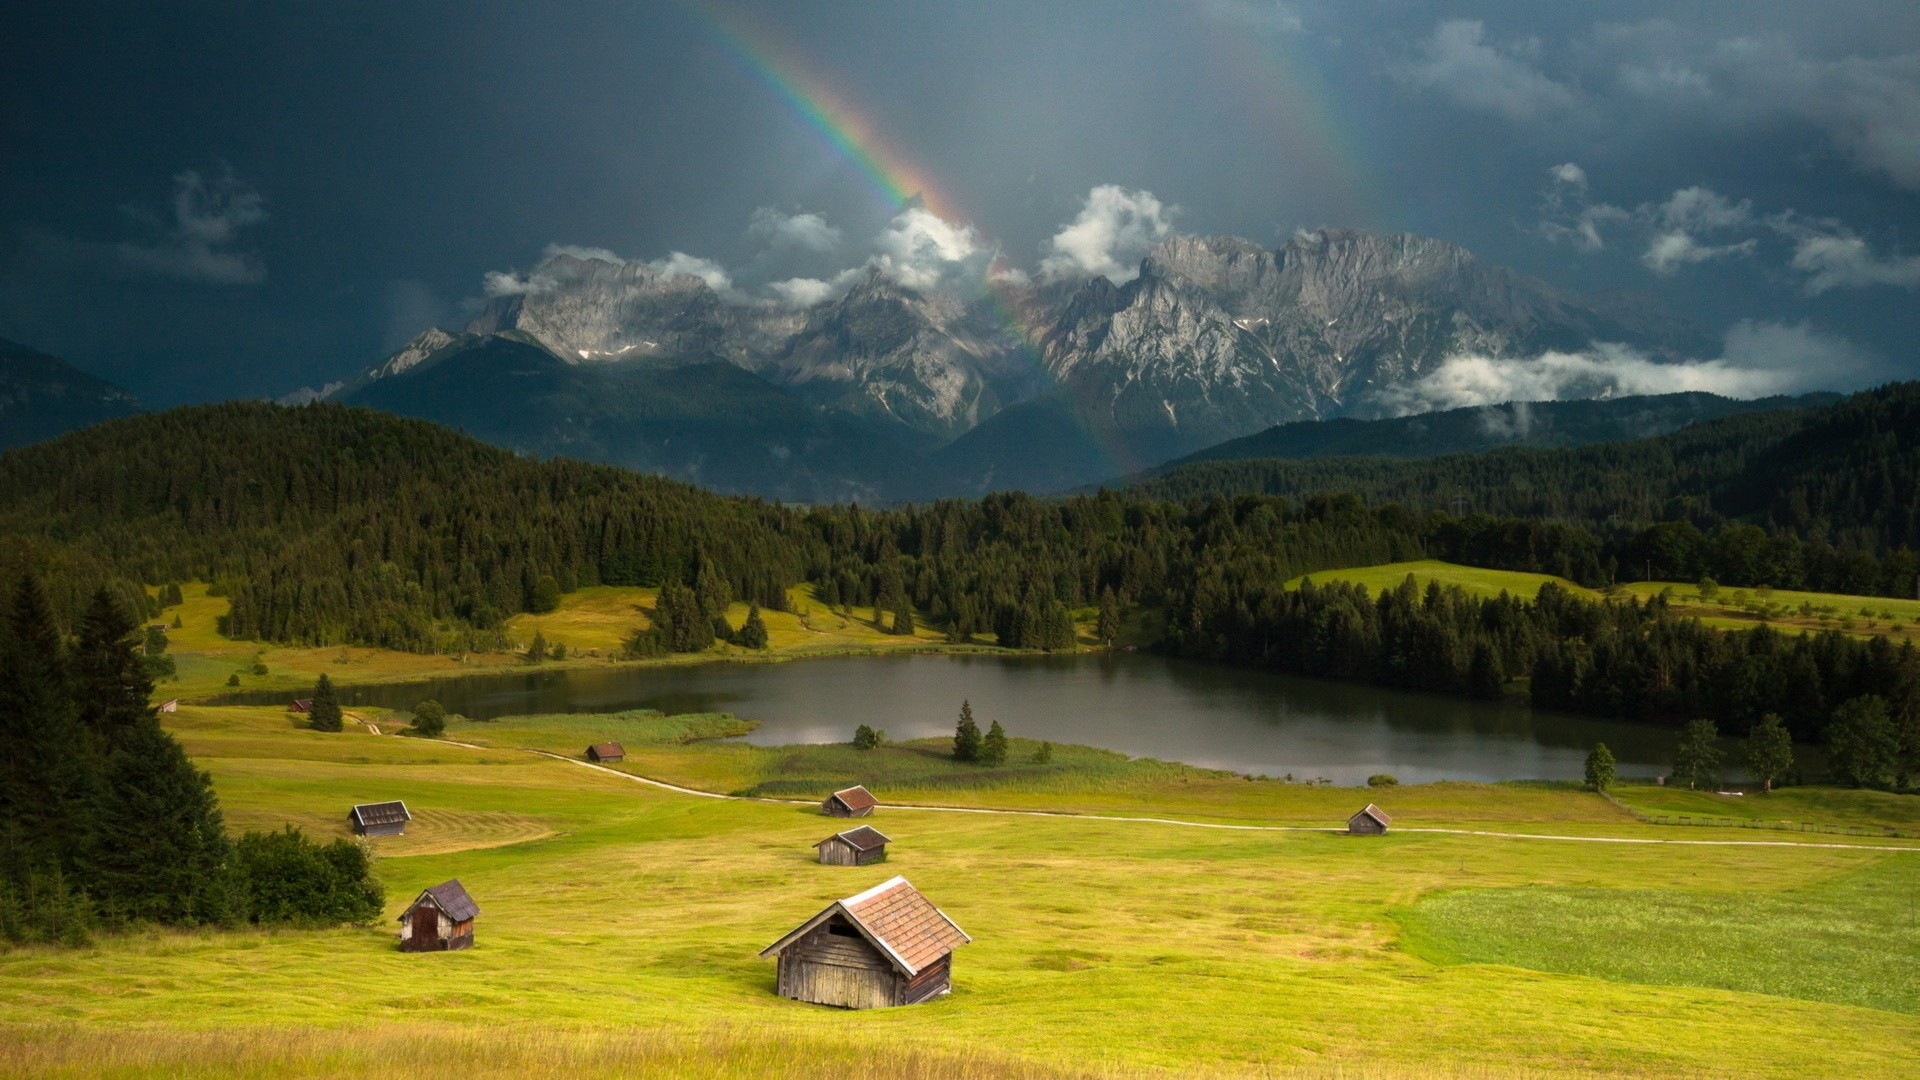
[397, 879, 479, 952]
[823, 785, 878, 818]
[289, 698, 313, 714]
[157, 699, 179, 713]
[350, 801, 413, 837]
[1347, 803, 1392, 835]
[816, 825, 890, 866]
[760, 876, 969, 1009]
[585, 742, 626, 763]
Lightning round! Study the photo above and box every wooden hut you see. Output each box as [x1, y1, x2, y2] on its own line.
[760, 876, 968, 1009]
[585, 741, 626, 763]
[822, 785, 878, 818]
[157, 699, 179, 713]
[397, 879, 480, 952]
[350, 800, 413, 837]
[1347, 803, 1392, 835]
[816, 825, 890, 866]
[288, 698, 313, 714]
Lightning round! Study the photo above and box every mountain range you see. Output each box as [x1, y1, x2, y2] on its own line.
[304, 228, 1721, 499]
[0, 337, 142, 452]
[5, 228, 1758, 499]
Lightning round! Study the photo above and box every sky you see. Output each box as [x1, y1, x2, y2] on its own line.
[2, 0, 1917, 406]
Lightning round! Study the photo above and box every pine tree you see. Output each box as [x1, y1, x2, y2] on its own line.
[694, 558, 732, 623]
[1095, 587, 1119, 647]
[72, 589, 151, 754]
[0, 575, 92, 876]
[1671, 718, 1722, 790]
[891, 600, 915, 636]
[308, 674, 343, 733]
[981, 719, 1008, 766]
[529, 574, 562, 614]
[953, 700, 982, 762]
[737, 605, 769, 650]
[88, 715, 235, 926]
[1583, 742, 1616, 791]
[1745, 713, 1794, 792]
[1467, 640, 1505, 699]
[1031, 741, 1054, 764]
[527, 631, 548, 664]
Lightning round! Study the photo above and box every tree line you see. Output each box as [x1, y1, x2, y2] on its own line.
[0, 575, 382, 945]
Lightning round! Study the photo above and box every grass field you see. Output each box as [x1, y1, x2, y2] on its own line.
[151, 583, 1028, 704]
[1286, 561, 1920, 641]
[4, 701, 1917, 1078]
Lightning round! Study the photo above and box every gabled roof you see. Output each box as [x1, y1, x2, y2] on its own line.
[827, 785, 877, 811]
[587, 741, 625, 758]
[819, 825, 891, 852]
[1352, 803, 1392, 827]
[760, 876, 968, 977]
[400, 878, 479, 923]
[351, 801, 412, 827]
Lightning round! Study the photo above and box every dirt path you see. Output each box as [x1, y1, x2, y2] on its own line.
[530, 751, 1920, 853]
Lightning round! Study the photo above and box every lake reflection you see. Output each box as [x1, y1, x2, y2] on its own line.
[222, 652, 1676, 784]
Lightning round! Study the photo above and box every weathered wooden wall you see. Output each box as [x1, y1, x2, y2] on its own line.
[775, 924, 905, 1009]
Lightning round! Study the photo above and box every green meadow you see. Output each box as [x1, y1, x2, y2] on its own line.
[1287, 560, 1920, 642]
[2, 703, 1916, 1078]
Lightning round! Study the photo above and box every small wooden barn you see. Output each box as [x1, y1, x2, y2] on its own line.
[816, 825, 890, 866]
[760, 876, 969, 1009]
[350, 800, 413, 837]
[1348, 803, 1392, 835]
[397, 879, 479, 952]
[157, 699, 179, 713]
[585, 741, 626, 763]
[288, 698, 313, 714]
[823, 784, 878, 818]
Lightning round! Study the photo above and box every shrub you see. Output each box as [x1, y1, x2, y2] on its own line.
[226, 673, 241, 687]
[233, 827, 383, 927]
[1031, 741, 1054, 765]
[851, 724, 882, 750]
[250, 661, 268, 676]
[1584, 743, 1616, 792]
[411, 699, 446, 738]
[1367, 774, 1399, 787]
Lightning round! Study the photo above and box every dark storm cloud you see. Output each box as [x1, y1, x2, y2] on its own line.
[1, 0, 1915, 403]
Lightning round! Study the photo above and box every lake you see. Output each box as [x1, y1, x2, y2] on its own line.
[224, 652, 1682, 784]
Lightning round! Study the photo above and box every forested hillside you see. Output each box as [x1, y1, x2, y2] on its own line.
[1129, 382, 1920, 595]
[1, 399, 1916, 766]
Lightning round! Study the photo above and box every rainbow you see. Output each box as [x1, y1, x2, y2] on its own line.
[688, 0, 962, 223]
[687, 1, 1369, 478]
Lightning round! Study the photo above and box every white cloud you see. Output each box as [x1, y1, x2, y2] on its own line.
[1769, 214, 1920, 294]
[1039, 185, 1174, 283]
[645, 251, 733, 292]
[870, 206, 987, 291]
[748, 207, 841, 253]
[105, 168, 268, 285]
[543, 244, 627, 265]
[1369, 321, 1875, 416]
[1396, 20, 1579, 121]
[767, 277, 835, 309]
[1641, 230, 1756, 275]
[1538, 163, 1629, 252]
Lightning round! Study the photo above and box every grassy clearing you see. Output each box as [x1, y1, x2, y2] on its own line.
[1285, 561, 1602, 602]
[1281, 560, 1920, 641]
[156, 583, 1025, 705]
[1620, 580, 1920, 640]
[9, 703, 1919, 1077]
[1609, 782, 1920, 836]
[1396, 854, 1920, 1013]
[441, 711, 1650, 829]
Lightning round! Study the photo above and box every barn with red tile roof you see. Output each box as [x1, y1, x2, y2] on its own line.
[822, 784, 877, 817]
[760, 876, 969, 1009]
